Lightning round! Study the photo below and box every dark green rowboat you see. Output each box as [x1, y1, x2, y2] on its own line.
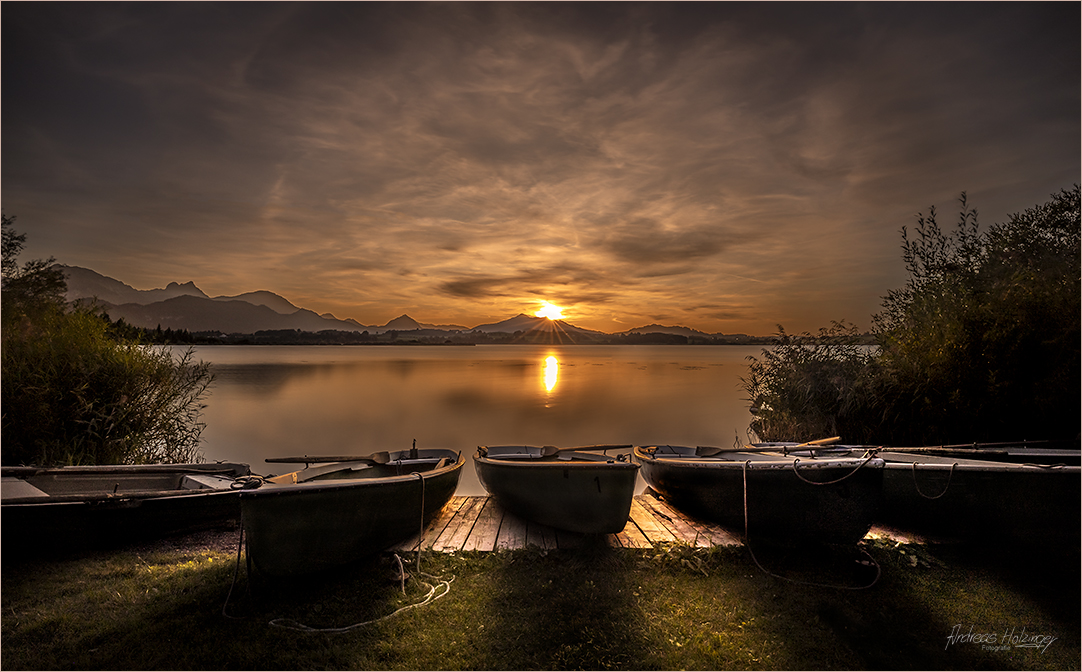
[633, 444, 884, 546]
[240, 448, 463, 577]
[474, 445, 639, 534]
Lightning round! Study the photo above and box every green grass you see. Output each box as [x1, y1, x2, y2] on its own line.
[2, 537, 1078, 670]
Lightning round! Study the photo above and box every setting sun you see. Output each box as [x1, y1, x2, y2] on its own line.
[535, 301, 565, 321]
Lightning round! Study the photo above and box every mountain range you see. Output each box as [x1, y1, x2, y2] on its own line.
[57, 265, 752, 340]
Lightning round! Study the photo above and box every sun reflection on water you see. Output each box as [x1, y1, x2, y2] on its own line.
[543, 355, 559, 393]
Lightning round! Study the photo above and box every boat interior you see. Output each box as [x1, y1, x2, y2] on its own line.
[268, 455, 457, 485]
[1, 472, 238, 500]
[642, 445, 878, 465]
[478, 445, 630, 463]
[877, 451, 1081, 471]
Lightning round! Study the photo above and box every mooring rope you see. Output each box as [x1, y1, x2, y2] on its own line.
[268, 574, 455, 633]
[221, 511, 247, 620]
[742, 460, 881, 590]
[789, 450, 878, 486]
[416, 471, 425, 575]
[219, 468, 455, 632]
[267, 470, 454, 633]
[230, 474, 269, 490]
[911, 461, 956, 499]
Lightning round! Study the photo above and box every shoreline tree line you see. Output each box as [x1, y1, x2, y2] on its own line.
[3, 186, 1077, 465]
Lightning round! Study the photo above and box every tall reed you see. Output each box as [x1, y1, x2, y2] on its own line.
[2, 306, 213, 466]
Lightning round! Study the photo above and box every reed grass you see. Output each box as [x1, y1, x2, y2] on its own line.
[1, 307, 212, 466]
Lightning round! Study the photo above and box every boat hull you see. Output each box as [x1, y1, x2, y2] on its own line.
[877, 452, 1081, 542]
[634, 446, 884, 546]
[240, 450, 463, 577]
[1, 463, 251, 554]
[474, 448, 639, 534]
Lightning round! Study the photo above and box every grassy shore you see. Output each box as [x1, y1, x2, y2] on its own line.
[2, 528, 1078, 670]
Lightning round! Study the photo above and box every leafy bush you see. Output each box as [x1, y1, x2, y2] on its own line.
[742, 321, 881, 443]
[745, 187, 1080, 445]
[1, 215, 213, 466]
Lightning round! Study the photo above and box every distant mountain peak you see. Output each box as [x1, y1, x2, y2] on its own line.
[59, 265, 209, 305]
[383, 314, 422, 330]
[624, 323, 710, 338]
[58, 266, 762, 341]
[213, 290, 299, 315]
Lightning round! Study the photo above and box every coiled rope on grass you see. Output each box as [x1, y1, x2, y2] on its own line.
[268, 573, 454, 633]
[223, 470, 455, 631]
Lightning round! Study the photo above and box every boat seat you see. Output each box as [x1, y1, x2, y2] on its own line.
[180, 474, 236, 490]
[1, 476, 49, 500]
[556, 451, 616, 462]
[484, 446, 542, 458]
[269, 461, 374, 484]
[392, 458, 445, 467]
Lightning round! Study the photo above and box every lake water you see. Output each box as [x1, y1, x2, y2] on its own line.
[187, 344, 764, 496]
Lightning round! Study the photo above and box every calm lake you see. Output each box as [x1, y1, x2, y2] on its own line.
[187, 344, 764, 496]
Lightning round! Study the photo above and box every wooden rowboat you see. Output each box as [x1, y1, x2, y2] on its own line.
[240, 447, 464, 577]
[757, 441, 1080, 543]
[875, 449, 1081, 542]
[633, 444, 884, 546]
[473, 445, 639, 534]
[1, 462, 252, 553]
[875, 440, 1080, 466]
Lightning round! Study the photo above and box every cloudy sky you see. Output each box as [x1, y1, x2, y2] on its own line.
[4, 2, 1078, 334]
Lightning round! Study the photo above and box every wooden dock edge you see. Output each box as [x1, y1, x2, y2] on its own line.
[388, 493, 918, 553]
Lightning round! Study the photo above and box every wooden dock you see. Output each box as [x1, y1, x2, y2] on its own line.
[388, 491, 922, 553]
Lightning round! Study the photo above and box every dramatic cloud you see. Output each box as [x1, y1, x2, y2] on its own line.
[3, 2, 1077, 333]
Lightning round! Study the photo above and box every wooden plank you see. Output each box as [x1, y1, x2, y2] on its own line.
[540, 525, 558, 550]
[616, 518, 652, 548]
[391, 495, 753, 553]
[637, 495, 711, 547]
[638, 494, 741, 547]
[462, 498, 504, 551]
[422, 496, 472, 548]
[660, 504, 742, 547]
[495, 509, 528, 550]
[627, 498, 676, 544]
[389, 496, 468, 552]
[433, 497, 486, 551]
[526, 522, 558, 549]
[638, 493, 742, 547]
[865, 524, 927, 545]
[693, 521, 741, 547]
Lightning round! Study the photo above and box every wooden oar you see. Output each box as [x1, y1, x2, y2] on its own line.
[880, 442, 1063, 454]
[695, 436, 841, 457]
[267, 461, 375, 484]
[265, 451, 391, 466]
[540, 444, 633, 457]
